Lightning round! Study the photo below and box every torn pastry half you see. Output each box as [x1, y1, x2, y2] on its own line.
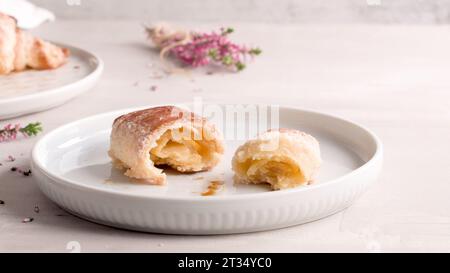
[0, 12, 69, 75]
[232, 129, 322, 190]
[109, 106, 224, 185]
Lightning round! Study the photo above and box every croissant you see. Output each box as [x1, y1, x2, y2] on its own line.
[0, 13, 69, 75]
[109, 106, 224, 185]
[232, 129, 322, 190]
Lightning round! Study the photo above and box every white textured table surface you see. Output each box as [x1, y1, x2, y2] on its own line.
[1, 21, 450, 252]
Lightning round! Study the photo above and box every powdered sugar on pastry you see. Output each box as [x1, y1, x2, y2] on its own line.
[232, 128, 322, 190]
[109, 106, 224, 185]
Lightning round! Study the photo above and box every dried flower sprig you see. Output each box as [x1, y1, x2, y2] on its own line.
[0, 122, 42, 142]
[146, 24, 261, 72]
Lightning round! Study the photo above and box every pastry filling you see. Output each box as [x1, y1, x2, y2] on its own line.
[150, 127, 215, 171]
[239, 157, 305, 188]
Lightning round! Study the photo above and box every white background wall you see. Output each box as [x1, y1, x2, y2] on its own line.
[32, 0, 450, 24]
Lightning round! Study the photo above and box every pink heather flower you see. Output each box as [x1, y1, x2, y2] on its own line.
[0, 122, 42, 143]
[146, 25, 261, 71]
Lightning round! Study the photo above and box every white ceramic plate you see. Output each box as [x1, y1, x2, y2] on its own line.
[0, 43, 103, 120]
[31, 105, 383, 234]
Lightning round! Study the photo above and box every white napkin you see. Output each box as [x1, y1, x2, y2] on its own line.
[0, 0, 55, 29]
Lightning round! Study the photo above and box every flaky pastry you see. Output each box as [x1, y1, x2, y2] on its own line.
[0, 12, 69, 75]
[109, 106, 224, 185]
[232, 129, 321, 190]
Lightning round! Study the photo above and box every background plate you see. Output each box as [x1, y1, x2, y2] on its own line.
[0, 43, 103, 120]
[31, 105, 383, 234]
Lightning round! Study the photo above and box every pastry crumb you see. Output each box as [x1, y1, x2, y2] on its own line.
[201, 180, 224, 196]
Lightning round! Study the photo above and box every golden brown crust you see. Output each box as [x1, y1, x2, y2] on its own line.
[0, 12, 70, 75]
[109, 106, 224, 185]
[113, 106, 195, 132]
[27, 38, 70, 70]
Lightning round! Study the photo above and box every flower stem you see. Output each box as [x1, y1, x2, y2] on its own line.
[0, 122, 43, 142]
